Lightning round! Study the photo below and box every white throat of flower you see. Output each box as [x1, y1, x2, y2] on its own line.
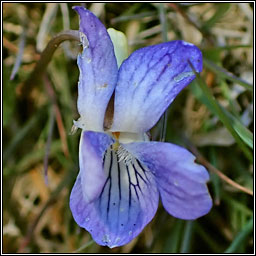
[110, 131, 149, 165]
[116, 145, 133, 164]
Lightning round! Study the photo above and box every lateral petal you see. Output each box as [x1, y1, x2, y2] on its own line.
[124, 141, 212, 220]
[79, 131, 114, 202]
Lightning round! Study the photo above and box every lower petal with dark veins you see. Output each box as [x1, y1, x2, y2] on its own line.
[70, 131, 159, 248]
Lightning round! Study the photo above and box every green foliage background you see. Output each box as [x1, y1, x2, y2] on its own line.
[3, 2, 254, 253]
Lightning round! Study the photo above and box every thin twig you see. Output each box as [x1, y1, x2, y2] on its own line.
[169, 3, 201, 31]
[53, 103, 70, 158]
[204, 58, 253, 91]
[3, 36, 18, 53]
[168, 3, 214, 45]
[43, 107, 55, 185]
[188, 143, 253, 196]
[44, 75, 70, 158]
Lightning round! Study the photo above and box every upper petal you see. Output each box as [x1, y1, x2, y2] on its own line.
[111, 40, 202, 133]
[124, 141, 212, 220]
[70, 131, 159, 248]
[73, 7, 118, 131]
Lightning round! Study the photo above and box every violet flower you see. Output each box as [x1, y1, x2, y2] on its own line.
[70, 6, 212, 248]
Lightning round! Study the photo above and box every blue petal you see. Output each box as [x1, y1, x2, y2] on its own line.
[70, 131, 159, 248]
[78, 131, 114, 202]
[124, 141, 212, 220]
[73, 7, 118, 131]
[111, 40, 202, 133]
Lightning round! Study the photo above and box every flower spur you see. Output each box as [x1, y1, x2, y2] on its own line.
[70, 6, 212, 248]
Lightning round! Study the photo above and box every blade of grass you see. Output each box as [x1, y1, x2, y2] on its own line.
[222, 194, 253, 216]
[72, 240, 95, 253]
[111, 11, 156, 23]
[190, 79, 253, 149]
[3, 113, 40, 163]
[43, 107, 55, 185]
[60, 3, 70, 30]
[209, 148, 221, 205]
[204, 58, 253, 91]
[4, 141, 62, 177]
[36, 3, 58, 52]
[59, 3, 77, 60]
[163, 219, 184, 253]
[195, 223, 222, 252]
[220, 105, 253, 149]
[224, 217, 253, 253]
[180, 221, 194, 253]
[219, 80, 241, 118]
[188, 61, 253, 162]
[10, 24, 26, 80]
[207, 44, 252, 50]
[202, 3, 230, 31]
[158, 3, 168, 142]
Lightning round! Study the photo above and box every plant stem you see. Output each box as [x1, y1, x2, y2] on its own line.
[21, 30, 80, 97]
